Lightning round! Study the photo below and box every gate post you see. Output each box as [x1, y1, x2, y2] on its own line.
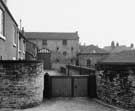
[88, 74, 97, 98]
[44, 72, 51, 99]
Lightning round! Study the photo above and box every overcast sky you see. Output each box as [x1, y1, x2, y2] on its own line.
[7, 0, 135, 47]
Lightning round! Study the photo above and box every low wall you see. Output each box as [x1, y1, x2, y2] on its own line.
[0, 60, 44, 109]
[66, 65, 95, 75]
[96, 66, 135, 110]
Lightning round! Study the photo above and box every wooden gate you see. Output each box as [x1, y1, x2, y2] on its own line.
[44, 75, 97, 97]
[37, 48, 51, 69]
[51, 76, 72, 97]
[73, 76, 88, 97]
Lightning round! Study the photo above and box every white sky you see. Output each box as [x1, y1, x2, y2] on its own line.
[7, 0, 135, 48]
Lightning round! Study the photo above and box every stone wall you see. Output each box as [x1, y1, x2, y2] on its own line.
[96, 69, 135, 110]
[0, 60, 44, 109]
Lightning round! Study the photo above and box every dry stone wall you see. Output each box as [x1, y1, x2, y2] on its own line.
[96, 70, 135, 111]
[0, 60, 44, 109]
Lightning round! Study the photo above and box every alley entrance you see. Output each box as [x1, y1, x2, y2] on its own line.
[37, 48, 51, 69]
[44, 74, 97, 98]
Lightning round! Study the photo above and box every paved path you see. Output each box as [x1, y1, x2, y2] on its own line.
[13, 98, 116, 111]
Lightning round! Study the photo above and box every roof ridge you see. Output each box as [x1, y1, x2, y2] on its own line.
[25, 32, 77, 33]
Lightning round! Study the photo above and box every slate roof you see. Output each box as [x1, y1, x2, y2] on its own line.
[100, 50, 135, 64]
[79, 45, 108, 54]
[25, 32, 79, 40]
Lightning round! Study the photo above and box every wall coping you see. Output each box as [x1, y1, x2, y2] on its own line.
[0, 60, 42, 64]
[67, 64, 95, 72]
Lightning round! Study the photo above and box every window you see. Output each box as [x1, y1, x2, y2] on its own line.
[0, 8, 5, 40]
[56, 59, 59, 63]
[42, 40, 47, 46]
[0, 9, 3, 35]
[71, 59, 73, 63]
[71, 47, 74, 51]
[23, 40, 25, 54]
[56, 47, 59, 51]
[13, 26, 17, 46]
[19, 37, 21, 51]
[63, 40, 67, 46]
[87, 59, 91, 67]
[63, 51, 67, 56]
[0, 56, 2, 60]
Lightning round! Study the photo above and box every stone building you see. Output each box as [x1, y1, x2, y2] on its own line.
[18, 31, 26, 60]
[25, 39, 38, 60]
[0, 0, 26, 60]
[25, 32, 79, 65]
[78, 45, 109, 67]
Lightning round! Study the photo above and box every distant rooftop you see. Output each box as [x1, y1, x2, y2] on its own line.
[25, 32, 79, 40]
[100, 50, 135, 64]
[79, 45, 108, 54]
[103, 41, 134, 53]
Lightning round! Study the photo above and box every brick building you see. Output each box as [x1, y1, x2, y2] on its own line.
[0, 0, 26, 60]
[25, 32, 79, 65]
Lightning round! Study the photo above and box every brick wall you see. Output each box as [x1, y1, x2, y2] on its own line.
[96, 69, 135, 110]
[0, 60, 44, 109]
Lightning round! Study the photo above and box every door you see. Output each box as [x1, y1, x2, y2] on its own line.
[73, 76, 88, 97]
[37, 48, 51, 69]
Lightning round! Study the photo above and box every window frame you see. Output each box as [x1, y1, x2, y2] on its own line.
[87, 59, 91, 67]
[42, 40, 47, 46]
[0, 8, 5, 40]
[63, 40, 67, 46]
[13, 26, 17, 47]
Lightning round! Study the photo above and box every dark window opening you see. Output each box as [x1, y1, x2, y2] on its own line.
[0, 56, 2, 60]
[63, 51, 67, 56]
[42, 40, 47, 46]
[56, 59, 59, 63]
[0, 8, 4, 35]
[56, 47, 59, 51]
[71, 47, 74, 51]
[63, 40, 67, 46]
[71, 59, 73, 63]
[87, 59, 91, 67]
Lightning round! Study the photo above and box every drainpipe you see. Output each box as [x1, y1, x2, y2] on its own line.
[68, 64, 69, 76]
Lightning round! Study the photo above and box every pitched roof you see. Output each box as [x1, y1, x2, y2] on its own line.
[100, 50, 135, 64]
[103, 45, 134, 53]
[25, 32, 79, 40]
[79, 45, 108, 54]
[0, 0, 18, 26]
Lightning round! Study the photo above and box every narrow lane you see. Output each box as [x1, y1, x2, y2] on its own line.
[14, 98, 116, 111]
